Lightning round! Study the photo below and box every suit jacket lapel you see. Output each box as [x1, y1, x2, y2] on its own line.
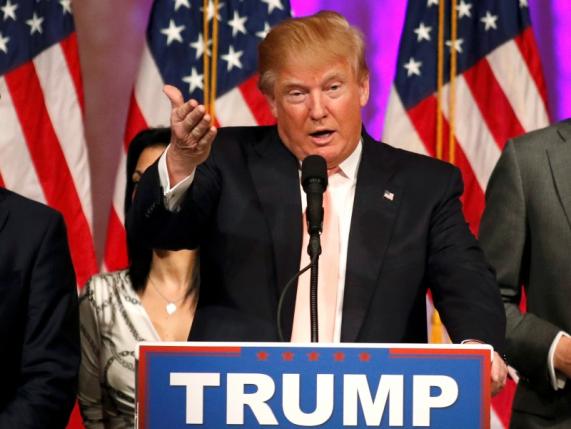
[548, 120, 571, 231]
[341, 134, 402, 342]
[248, 127, 302, 338]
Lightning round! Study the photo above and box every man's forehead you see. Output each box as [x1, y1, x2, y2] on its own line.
[276, 61, 353, 86]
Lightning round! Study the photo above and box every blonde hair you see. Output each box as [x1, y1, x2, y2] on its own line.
[258, 11, 369, 95]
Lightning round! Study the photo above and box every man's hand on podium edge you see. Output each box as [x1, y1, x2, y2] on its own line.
[463, 340, 507, 396]
[490, 351, 508, 396]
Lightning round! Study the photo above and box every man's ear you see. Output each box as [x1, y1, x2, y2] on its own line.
[359, 73, 370, 107]
[264, 93, 278, 117]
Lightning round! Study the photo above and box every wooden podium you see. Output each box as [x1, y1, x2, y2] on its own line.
[136, 342, 491, 428]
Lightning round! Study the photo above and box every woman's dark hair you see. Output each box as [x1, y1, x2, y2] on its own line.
[124, 127, 171, 292]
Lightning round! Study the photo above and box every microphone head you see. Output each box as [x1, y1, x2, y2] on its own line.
[301, 155, 328, 193]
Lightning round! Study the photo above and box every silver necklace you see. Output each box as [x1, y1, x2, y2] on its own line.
[148, 275, 187, 315]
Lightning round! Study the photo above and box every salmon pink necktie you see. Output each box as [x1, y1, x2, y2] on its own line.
[291, 170, 340, 342]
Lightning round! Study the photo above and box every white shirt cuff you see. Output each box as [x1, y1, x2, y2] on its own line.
[548, 331, 568, 390]
[158, 145, 195, 212]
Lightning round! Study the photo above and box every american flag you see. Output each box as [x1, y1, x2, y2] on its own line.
[0, 0, 97, 286]
[103, 0, 292, 271]
[383, 0, 549, 427]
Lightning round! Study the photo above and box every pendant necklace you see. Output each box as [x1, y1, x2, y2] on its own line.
[148, 275, 187, 315]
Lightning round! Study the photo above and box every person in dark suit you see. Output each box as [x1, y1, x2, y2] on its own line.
[480, 120, 571, 427]
[0, 187, 79, 428]
[129, 11, 507, 394]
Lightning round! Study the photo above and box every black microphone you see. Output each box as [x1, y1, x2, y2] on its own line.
[301, 155, 328, 342]
[301, 155, 328, 238]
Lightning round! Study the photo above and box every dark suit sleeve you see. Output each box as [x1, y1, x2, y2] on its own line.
[0, 212, 79, 428]
[480, 141, 560, 388]
[128, 154, 221, 251]
[427, 164, 506, 353]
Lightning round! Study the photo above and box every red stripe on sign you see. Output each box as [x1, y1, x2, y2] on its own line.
[390, 348, 490, 357]
[124, 93, 150, 151]
[0, 170, 4, 187]
[59, 33, 85, 112]
[238, 75, 276, 125]
[103, 207, 129, 272]
[407, 95, 485, 234]
[515, 27, 550, 118]
[463, 58, 524, 150]
[5, 62, 97, 286]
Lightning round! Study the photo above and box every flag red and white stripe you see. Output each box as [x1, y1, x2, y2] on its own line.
[384, 32, 549, 234]
[0, 31, 97, 287]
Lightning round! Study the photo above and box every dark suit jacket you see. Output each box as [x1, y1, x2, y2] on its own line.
[0, 188, 79, 428]
[130, 126, 505, 351]
[480, 120, 571, 426]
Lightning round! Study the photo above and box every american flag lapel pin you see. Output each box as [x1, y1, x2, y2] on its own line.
[383, 190, 395, 201]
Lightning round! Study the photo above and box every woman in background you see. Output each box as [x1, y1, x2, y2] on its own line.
[78, 128, 199, 428]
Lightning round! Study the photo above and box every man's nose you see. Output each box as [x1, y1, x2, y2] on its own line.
[308, 92, 327, 120]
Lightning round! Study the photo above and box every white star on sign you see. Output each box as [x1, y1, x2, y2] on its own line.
[0, 32, 9, 53]
[59, 0, 72, 14]
[190, 33, 212, 59]
[427, 0, 438, 7]
[201, 0, 224, 22]
[256, 22, 271, 39]
[174, 0, 190, 11]
[446, 38, 464, 53]
[161, 19, 185, 45]
[457, 0, 472, 19]
[414, 22, 432, 42]
[227, 10, 247, 37]
[221, 45, 243, 71]
[261, 0, 284, 14]
[182, 67, 204, 93]
[480, 11, 498, 31]
[26, 13, 44, 35]
[403, 57, 422, 77]
[1, 0, 18, 21]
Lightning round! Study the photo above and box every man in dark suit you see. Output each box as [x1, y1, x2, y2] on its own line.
[0, 188, 79, 428]
[130, 11, 507, 394]
[480, 120, 571, 427]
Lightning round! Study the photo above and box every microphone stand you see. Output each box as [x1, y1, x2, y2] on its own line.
[308, 234, 322, 343]
[275, 232, 322, 343]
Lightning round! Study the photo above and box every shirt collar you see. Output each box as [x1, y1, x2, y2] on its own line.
[336, 139, 362, 182]
[296, 139, 363, 181]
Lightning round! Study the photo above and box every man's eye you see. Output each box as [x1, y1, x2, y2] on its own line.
[286, 90, 305, 102]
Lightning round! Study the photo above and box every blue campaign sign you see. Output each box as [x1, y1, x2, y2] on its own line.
[136, 343, 491, 429]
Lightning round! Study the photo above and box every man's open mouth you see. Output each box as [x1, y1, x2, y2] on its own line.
[309, 130, 334, 138]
